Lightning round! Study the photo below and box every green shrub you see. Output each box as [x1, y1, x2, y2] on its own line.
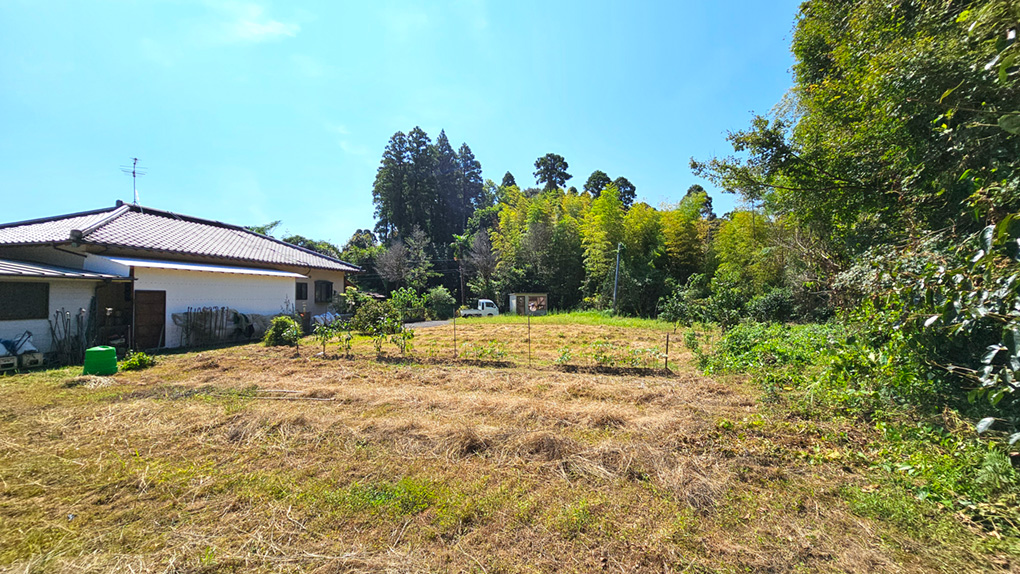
[351, 299, 400, 334]
[460, 340, 507, 360]
[330, 286, 371, 315]
[658, 273, 752, 328]
[120, 350, 156, 371]
[707, 321, 837, 373]
[391, 287, 426, 322]
[747, 287, 795, 323]
[425, 286, 456, 320]
[263, 316, 302, 347]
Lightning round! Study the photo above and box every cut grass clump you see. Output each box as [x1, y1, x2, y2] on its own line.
[0, 325, 1013, 572]
[326, 477, 438, 516]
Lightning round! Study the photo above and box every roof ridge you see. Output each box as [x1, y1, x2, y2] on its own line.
[0, 205, 119, 231]
[72, 204, 131, 240]
[123, 205, 362, 271]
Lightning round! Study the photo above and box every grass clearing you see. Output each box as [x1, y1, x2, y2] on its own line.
[0, 321, 1013, 572]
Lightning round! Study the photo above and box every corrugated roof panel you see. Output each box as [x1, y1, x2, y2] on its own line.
[0, 258, 130, 280]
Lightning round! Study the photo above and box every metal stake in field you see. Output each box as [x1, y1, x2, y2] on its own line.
[453, 315, 457, 358]
[528, 311, 532, 368]
[613, 242, 623, 313]
[665, 332, 670, 372]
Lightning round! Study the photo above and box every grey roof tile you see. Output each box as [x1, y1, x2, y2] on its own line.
[0, 204, 361, 273]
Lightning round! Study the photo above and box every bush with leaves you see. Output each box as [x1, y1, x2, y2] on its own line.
[658, 273, 713, 326]
[351, 299, 400, 335]
[263, 316, 302, 347]
[390, 287, 427, 322]
[330, 286, 371, 316]
[748, 287, 795, 323]
[389, 321, 415, 356]
[868, 217, 1020, 439]
[312, 321, 340, 355]
[120, 350, 156, 371]
[337, 324, 354, 357]
[425, 286, 456, 320]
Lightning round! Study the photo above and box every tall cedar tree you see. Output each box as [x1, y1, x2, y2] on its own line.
[434, 130, 460, 245]
[372, 132, 409, 241]
[406, 127, 437, 242]
[458, 143, 484, 228]
[501, 171, 517, 188]
[372, 128, 486, 249]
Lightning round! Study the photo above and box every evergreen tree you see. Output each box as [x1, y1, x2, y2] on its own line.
[534, 153, 571, 191]
[613, 176, 637, 208]
[584, 170, 612, 197]
[371, 131, 410, 241]
[458, 142, 484, 227]
[406, 127, 438, 241]
[501, 171, 517, 188]
[281, 235, 342, 259]
[434, 130, 460, 245]
[245, 220, 281, 237]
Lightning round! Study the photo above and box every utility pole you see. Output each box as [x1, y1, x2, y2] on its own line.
[612, 242, 623, 313]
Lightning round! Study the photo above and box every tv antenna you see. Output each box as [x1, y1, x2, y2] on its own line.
[120, 158, 147, 204]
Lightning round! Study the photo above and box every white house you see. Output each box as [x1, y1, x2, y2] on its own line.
[0, 201, 360, 354]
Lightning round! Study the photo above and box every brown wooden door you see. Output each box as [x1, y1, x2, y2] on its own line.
[516, 296, 526, 315]
[134, 290, 166, 349]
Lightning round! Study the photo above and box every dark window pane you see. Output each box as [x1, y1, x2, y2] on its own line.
[0, 282, 49, 320]
[296, 282, 308, 301]
[314, 281, 333, 303]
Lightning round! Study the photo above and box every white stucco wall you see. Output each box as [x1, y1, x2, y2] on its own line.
[0, 279, 99, 354]
[293, 269, 347, 317]
[132, 268, 294, 348]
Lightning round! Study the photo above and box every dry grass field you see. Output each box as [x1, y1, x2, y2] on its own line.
[0, 319, 1010, 573]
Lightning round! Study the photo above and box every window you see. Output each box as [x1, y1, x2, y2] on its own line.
[0, 282, 49, 321]
[295, 282, 308, 301]
[314, 280, 333, 303]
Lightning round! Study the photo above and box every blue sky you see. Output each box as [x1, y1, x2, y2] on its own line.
[0, 0, 801, 246]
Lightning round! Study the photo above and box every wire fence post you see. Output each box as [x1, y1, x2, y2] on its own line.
[665, 332, 670, 372]
[453, 315, 457, 358]
[528, 312, 532, 368]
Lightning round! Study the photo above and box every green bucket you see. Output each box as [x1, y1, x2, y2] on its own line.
[83, 346, 118, 376]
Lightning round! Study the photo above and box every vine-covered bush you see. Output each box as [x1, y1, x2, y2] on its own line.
[351, 299, 400, 334]
[263, 316, 302, 347]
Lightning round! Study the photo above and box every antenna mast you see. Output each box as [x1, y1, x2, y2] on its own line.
[120, 158, 147, 204]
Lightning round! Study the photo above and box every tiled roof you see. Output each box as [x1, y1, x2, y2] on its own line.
[0, 259, 129, 280]
[0, 203, 361, 273]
